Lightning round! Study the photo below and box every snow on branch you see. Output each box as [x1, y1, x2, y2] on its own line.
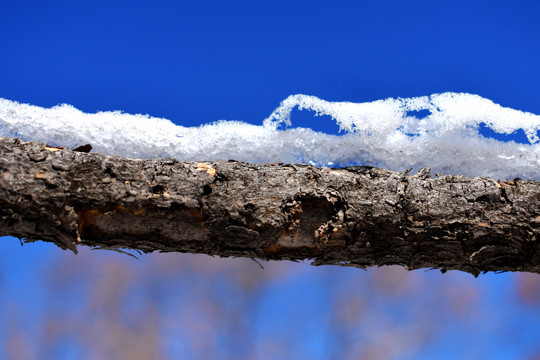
[1, 93, 540, 180]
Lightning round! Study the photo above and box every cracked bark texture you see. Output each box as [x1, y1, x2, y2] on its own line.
[2, 136, 540, 276]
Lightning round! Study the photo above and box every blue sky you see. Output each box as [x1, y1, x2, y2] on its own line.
[2, 0, 540, 358]
[2, 0, 539, 125]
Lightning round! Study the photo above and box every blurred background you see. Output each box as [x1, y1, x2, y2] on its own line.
[1, 0, 540, 358]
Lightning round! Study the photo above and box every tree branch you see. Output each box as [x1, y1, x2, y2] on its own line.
[1, 137, 540, 276]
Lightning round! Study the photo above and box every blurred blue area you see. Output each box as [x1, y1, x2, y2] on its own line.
[1, 235, 540, 358]
[1, 0, 540, 358]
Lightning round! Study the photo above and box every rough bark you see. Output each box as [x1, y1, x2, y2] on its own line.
[1, 136, 540, 276]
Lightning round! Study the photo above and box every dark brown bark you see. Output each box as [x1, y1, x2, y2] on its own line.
[1, 136, 540, 276]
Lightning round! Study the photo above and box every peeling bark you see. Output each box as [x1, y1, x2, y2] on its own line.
[1, 136, 540, 276]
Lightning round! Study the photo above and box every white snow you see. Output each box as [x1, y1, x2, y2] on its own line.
[1, 93, 540, 180]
